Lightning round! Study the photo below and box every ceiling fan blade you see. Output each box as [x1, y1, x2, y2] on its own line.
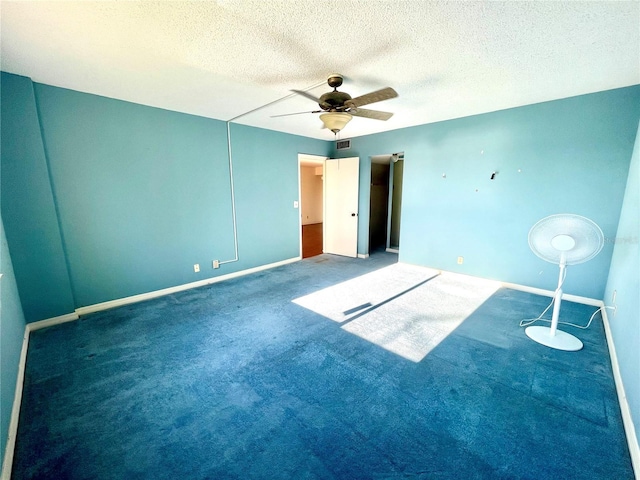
[271, 110, 321, 118]
[346, 87, 398, 108]
[291, 89, 322, 103]
[349, 108, 394, 121]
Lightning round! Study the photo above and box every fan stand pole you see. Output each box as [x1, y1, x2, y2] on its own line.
[525, 261, 584, 351]
[548, 263, 564, 337]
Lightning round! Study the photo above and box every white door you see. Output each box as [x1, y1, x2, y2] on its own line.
[324, 157, 359, 257]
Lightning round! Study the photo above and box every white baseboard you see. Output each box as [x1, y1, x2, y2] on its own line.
[30, 257, 302, 322]
[1, 326, 30, 480]
[601, 307, 640, 479]
[71, 256, 300, 317]
[499, 280, 602, 306]
[431, 267, 602, 306]
[357, 253, 369, 259]
[28, 312, 79, 331]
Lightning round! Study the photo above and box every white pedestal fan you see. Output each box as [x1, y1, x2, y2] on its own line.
[525, 214, 604, 351]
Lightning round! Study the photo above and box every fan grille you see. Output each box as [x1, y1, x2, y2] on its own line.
[528, 214, 604, 265]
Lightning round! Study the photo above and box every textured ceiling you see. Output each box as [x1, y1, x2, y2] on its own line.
[1, 1, 639, 140]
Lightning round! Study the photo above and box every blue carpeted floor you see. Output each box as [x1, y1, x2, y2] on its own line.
[12, 253, 634, 479]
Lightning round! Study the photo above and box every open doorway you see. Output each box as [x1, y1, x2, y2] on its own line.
[369, 153, 404, 255]
[369, 159, 390, 253]
[388, 153, 404, 252]
[298, 154, 326, 258]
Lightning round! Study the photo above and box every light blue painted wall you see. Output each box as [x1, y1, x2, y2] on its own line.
[34, 83, 237, 308]
[2, 76, 329, 316]
[0, 73, 75, 321]
[333, 86, 640, 300]
[229, 124, 330, 268]
[0, 216, 27, 467]
[604, 120, 640, 441]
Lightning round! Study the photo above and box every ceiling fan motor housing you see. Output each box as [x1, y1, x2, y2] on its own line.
[318, 91, 352, 111]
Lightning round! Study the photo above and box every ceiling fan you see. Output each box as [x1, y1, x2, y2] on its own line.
[273, 74, 399, 134]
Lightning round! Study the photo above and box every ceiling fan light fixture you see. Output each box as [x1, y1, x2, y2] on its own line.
[320, 112, 352, 134]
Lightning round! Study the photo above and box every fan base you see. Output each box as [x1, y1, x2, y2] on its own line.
[525, 326, 583, 351]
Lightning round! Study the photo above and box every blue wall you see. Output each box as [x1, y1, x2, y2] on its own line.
[0, 73, 75, 320]
[34, 83, 237, 308]
[605, 120, 640, 441]
[333, 86, 640, 300]
[0, 216, 26, 468]
[1, 73, 329, 318]
[229, 124, 325, 268]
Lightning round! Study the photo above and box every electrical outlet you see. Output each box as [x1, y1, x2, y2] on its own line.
[213, 260, 220, 269]
[293, 200, 299, 208]
[457, 256, 464, 265]
[193, 264, 200, 273]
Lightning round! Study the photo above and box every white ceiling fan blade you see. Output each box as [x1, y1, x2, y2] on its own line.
[346, 87, 398, 108]
[349, 108, 394, 121]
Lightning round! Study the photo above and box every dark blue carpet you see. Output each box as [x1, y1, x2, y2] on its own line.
[12, 253, 634, 479]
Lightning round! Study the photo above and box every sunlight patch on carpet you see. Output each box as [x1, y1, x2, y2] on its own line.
[293, 263, 501, 362]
